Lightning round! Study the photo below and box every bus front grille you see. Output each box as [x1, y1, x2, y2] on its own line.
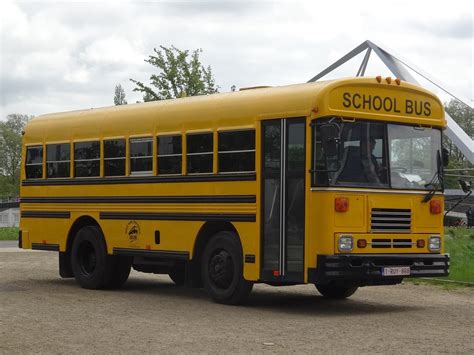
[370, 238, 414, 248]
[371, 208, 411, 233]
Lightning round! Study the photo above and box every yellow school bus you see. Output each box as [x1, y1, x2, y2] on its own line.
[20, 77, 449, 304]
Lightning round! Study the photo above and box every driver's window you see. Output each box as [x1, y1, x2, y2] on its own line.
[336, 122, 388, 186]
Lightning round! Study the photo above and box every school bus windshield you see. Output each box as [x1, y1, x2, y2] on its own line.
[312, 118, 442, 190]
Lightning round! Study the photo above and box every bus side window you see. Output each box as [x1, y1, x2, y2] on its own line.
[157, 135, 182, 175]
[129, 137, 153, 175]
[74, 141, 100, 177]
[104, 139, 126, 176]
[187, 132, 213, 174]
[25, 145, 43, 179]
[46, 143, 70, 178]
[218, 130, 255, 173]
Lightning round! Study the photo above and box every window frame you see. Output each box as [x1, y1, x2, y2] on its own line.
[46, 142, 71, 179]
[25, 144, 44, 179]
[129, 136, 154, 176]
[73, 140, 101, 178]
[103, 138, 127, 177]
[217, 129, 256, 174]
[186, 131, 214, 175]
[157, 133, 183, 175]
[311, 117, 443, 191]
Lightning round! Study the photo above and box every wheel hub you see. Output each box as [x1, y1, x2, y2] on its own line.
[208, 250, 234, 289]
[79, 241, 97, 276]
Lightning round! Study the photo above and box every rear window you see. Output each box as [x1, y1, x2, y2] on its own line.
[25, 146, 43, 179]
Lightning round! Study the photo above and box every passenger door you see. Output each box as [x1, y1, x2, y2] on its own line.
[261, 118, 306, 282]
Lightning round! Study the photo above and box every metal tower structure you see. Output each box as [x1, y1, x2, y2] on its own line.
[308, 40, 473, 164]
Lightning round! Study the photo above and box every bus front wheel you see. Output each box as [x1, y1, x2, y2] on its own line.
[315, 284, 358, 299]
[71, 225, 131, 289]
[201, 231, 253, 305]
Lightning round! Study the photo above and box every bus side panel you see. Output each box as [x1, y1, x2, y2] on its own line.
[100, 219, 202, 254]
[21, 214, 74, 251]
[307, 192, 336, 270]
[233, 222, 259, 281]
[100, 219, 260, 281]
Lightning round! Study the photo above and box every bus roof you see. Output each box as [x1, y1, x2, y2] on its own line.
[24, 77, 445, 144]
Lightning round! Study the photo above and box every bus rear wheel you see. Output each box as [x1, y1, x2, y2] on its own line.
[315, 284, 358, 299]
[201, 231, 253, 305]
[71, 225, 131, 289]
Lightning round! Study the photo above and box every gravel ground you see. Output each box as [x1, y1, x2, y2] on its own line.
[1, 247, 473, 354]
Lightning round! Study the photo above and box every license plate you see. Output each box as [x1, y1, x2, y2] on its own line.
[382, 266, 411, 276]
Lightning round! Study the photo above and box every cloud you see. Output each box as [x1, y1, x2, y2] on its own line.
[0, 0, 472, 119]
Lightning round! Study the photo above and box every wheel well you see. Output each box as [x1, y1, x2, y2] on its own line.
[189, 221, 239, 287]
[66, 215, 101, 253]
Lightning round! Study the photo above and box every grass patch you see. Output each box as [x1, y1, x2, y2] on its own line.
[407, 227, 474, 286]
[408, 278, 470, 290]
[0, 227, 19, 241]
[443, 227, 474, 283]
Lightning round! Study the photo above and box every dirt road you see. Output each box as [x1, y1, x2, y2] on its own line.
[1, 247, 473, 354]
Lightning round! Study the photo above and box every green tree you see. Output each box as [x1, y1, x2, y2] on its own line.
[0, 114, 31, 196]
[130, 45, 219, 102]
[443, 100, 473, 189]
[114, 84, 128, 105]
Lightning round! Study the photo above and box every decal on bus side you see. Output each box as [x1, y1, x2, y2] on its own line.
[126, 220, 140, 244]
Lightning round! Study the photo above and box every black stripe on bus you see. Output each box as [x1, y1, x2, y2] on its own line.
[21, 173, 256, 186]
[113, 248, 189, 260]
[31, 243, 60, 251]
[21, 211, 71, 219]
[21, 195, 256, 204]
[100, 212, 256, 222]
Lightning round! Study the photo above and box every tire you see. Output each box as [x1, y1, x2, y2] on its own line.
[315, 284, 358, 299]
[71, 225, 131, 289]
[201, 231, 253, 305]
[169, 266, 185, 286]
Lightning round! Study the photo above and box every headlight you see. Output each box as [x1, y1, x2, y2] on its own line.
[428, 236, 441, 252]
[338, 235, 353, 252]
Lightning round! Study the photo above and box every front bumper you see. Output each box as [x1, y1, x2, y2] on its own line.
[308, 254, 449, 286]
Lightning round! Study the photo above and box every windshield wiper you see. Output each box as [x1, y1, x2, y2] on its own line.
[422, 150, 443, 203]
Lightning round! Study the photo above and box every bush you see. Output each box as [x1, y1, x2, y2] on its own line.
[0, 227, 19, 240]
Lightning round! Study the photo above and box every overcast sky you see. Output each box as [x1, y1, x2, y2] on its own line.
[0, 0, 472, 119]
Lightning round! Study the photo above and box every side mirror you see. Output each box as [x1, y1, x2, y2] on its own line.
[459, 180, 471, 194]
[442, 148, 449, 167]
[320, 124, 340, 157]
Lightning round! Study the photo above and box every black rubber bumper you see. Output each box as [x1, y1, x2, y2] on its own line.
[308, 254, 449, 286]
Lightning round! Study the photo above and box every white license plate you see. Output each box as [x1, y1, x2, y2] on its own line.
[382, 266, 411, 276]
